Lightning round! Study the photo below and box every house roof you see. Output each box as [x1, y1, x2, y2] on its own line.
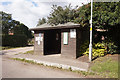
[29, 22, 80, 31]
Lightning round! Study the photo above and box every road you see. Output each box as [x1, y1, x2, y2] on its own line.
[1, 47, 83, 78]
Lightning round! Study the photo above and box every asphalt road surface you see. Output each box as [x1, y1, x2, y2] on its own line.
[2, 55, 83, 78]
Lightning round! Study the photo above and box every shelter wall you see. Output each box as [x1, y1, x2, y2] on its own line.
[34, 31, 44, 55]
[61, 29, 76, 59]
[76, 27, 89, 58]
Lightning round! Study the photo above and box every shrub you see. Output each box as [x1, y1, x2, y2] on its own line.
[83, 48, 105, 58]
[106, 42, 117, 54]
[2, 35, 27, 47]
[83, 43, 106, 58]
[94, 42, 105, 49]
[28, 39, 34, 45]
[83, 42, 118, 57]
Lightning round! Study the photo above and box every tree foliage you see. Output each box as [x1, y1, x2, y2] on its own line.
[47, 2, 120, 29]
[1, 11, 33, 39]
[92, 2, 119, 29]
[46, 2, 120, 51]
[1, 11, 12, 34]
[75, 2, 120, 29]
[37, 18, 46, 26]
[74, 4, 90, 27]
[47, 4, 77, 25]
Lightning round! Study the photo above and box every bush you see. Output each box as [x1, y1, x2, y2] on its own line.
[83, 43, 106, 58]
[83, 42, 118, 57]
[106, 42, 117, 54]
[2, 35, 28, 47]
[83, 48, 105, 58]
[94, 42, 105, 49]
[28, 38, 34, 45]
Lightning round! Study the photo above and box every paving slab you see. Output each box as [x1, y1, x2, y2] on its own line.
[10, 53, 90, 72]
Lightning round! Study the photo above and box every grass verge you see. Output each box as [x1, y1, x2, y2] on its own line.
[90, 56, 118, 78]
[23, 50, 34, 55]
[1, 46, 22, 50]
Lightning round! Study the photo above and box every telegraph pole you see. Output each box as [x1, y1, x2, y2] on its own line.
[89, 0, 93, 62]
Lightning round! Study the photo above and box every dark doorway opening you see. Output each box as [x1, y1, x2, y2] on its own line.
[44, 30, 61, 55]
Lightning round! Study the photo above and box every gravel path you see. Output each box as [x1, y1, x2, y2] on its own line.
[2, 46, 33, 55]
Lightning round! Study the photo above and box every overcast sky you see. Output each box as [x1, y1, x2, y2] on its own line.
[0, 0, 89, 28]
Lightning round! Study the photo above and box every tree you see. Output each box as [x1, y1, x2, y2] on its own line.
[1, 11, 12, 35]
[37, 18, 46, 26]
[75, 2, 120, 51]
[13, 22, 33, 39]
[1, 11, 33, 39]
[47, 2, 120, 29]
[46, 2, 120, 51]
[47, 4, 77, 25]
[74, 2, 120, 29]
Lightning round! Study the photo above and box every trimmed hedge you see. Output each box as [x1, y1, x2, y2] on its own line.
[2, 35, 27, 47]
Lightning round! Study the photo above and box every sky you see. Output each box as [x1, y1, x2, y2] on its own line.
[0, 0, 90, 28]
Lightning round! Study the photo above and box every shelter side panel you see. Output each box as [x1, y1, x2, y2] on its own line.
[34, 31, 44, 55]
[61, 29, 76, 59]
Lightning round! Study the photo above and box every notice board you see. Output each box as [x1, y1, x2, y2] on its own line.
[63, 32, 68, 45]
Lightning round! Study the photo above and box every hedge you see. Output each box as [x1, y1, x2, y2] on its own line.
[2, 35, 27, 47]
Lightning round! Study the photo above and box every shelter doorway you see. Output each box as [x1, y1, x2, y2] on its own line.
[44, 30, 61, 55]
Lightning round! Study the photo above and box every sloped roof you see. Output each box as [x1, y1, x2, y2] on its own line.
[29, 22, 80, 31]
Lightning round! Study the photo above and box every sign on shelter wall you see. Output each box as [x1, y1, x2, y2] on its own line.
[35, 37, 40, 41]
[63, 32, 68, 45]
[35, 33, 43, 45]
[70, 29, 76, 38]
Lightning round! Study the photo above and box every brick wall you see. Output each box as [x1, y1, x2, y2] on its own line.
[34, 31, 44, 55]
[61, 29, 77, 59]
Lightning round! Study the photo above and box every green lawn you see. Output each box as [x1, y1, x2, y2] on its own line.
[90, 55, 118, 78]
[0, 46, 23, 50]
[23, 50, 34, 54]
